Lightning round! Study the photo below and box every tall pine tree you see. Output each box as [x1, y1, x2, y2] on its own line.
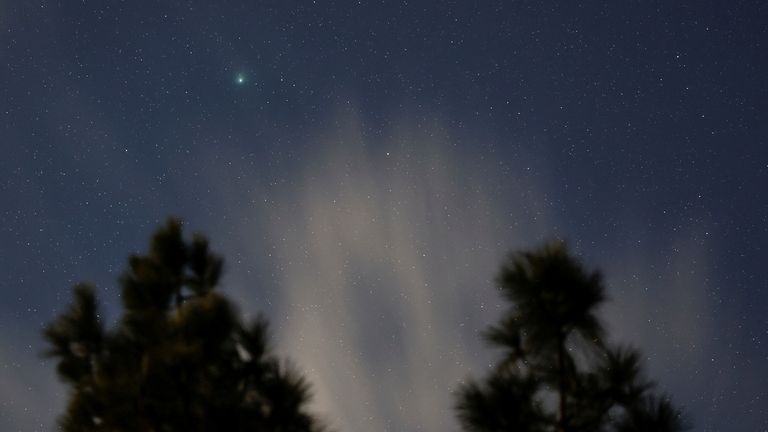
[456, 242, 688, 432]
[44, 219, 326, 432]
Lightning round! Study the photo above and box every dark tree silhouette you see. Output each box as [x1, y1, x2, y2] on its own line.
[456, 242, 688, 432]
[44, 219, 326, 432]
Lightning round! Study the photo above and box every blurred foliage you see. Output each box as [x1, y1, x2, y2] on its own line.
[456, 242, 688, 432]
[44, 218, 326, 432]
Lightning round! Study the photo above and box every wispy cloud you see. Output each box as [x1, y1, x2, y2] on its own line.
[220, 109, 552, 431]
[0, 329, 65, 432]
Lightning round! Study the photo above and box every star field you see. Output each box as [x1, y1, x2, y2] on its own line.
[1, 2, 767, 431]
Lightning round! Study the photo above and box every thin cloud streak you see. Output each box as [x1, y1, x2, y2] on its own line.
[252, 112, 552, 431]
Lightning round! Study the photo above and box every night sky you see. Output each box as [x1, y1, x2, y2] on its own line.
[2, 1, 767, 431]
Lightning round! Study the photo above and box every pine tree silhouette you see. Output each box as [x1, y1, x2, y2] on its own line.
[44, 219, 326, 432]
[456, 242, 688, 432]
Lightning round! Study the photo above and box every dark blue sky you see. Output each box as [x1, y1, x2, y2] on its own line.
[2, 1, 767, 431]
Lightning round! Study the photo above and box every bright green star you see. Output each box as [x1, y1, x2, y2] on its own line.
[235, 74, 246, 85]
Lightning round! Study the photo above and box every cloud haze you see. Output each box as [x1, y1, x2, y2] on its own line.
[214, 110, 715, 431]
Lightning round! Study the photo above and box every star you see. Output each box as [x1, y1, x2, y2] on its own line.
[235, 74, 246, 85]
